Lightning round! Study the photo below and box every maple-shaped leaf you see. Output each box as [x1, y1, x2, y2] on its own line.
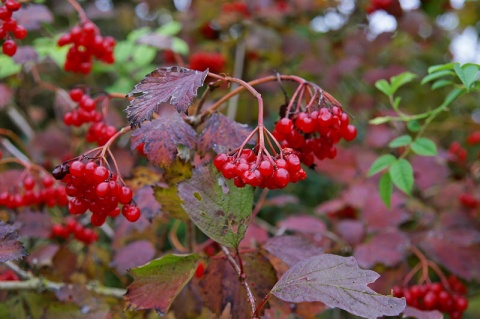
[126, 66, 208, 127]
[271, 254, 406, 319]
[263, 235, 324, 267]
[177, 165, 254, 248]
[198, 112, 253, 154]
[124, 254, 200, 315]
[130, 115, 196, 168]
[200, 251, 277, 317]
[0, 222, 27, 262]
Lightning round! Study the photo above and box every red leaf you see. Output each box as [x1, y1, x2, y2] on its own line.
[336, 220, 365, 245]
[17, 209, 52, 239]
[126, 66, 208, 127]
[263, 235, 324, 267]
[133, 186, 162, 220]
[111, 240, 156, 275]
[354, 230, 409, 268]
[198, 112, 253, 154]
[124, 254, 200, 314]
[271, 254, 406, 319]
[0, 222, 26, 262]
[130, 114, 196, 167]
[277, 215, 326, 234]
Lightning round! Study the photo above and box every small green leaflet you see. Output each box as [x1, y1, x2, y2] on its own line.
[411, 137, 437, 156]
[388, 135, 412, 148]
[407, 120, 421, 132]
[421, 70, 454, 85]
[368, 154, 397, 177]
[379, 173, 393, 208]
[389, 159, 414, 195]
[431, 79, 453, 90]
[375, 79, 392, 96]
[389, 72, 417, 95]
[428, 62, 454, 74]
[453, 63, 479, 92]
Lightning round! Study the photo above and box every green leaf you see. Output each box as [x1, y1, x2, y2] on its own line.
[411, 137, 437, 156]
[127, 27, 152, 41]
[375, 79, 392, 96]
[407, 120, 421, 132]
[125, 254, 200, 314]
[379, 173, 393, 208]
[393, 96, 401, 110]
[155, 21, 182, 36]
[390, 72, 417, 94]
[428, 62, 455, 74]
[368, 154, 397, 176]
[389, 159, 414, 194]
[0, 55, 21, 79]
[454, 63, 479, 91]
[431, 79, 453, 90]
[177, 165, 254, 248]
[369, 116, 391, 125]
[114, 41, 134, 63]
[440, 87, 466, 109]
[132, 45, 157, 67]
[388, 135, 412, 148]
[171, 37, 189, 55]
[421, 70, 454, 85]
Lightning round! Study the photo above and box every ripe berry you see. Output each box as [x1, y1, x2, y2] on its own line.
[2, 39, 16, 56]
[122, 205, 141, 222]
[276, 118, 294, 135]
[274, 168, 290, 189]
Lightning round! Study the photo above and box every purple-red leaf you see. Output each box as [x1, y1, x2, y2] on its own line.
[403, 306, 443, 319]
[0, 222, 27, 262]
[263, 235, 324, 267]
[198, 112, 253, 154]
[130, 115, 196, 167]
[111, 240, 156, 275]
[133, 186, 162, 220]
[124, 254, 200, 314]
[271, 254, 406, 319]
[126, 66, 208, 127]
[354, 230, 409, 268]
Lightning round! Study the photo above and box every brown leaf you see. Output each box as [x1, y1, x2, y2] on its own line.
[126, 66, 208, 127]
[0, 222, 26, 262]
[111, 240, 156, 274]
[200, 251, 277, 318]
[354, 230, 409, 268]
[17, 209, 52, 238]
[198, 112, 253, 154]
[263, 235, 324, 267]
[130, 114, 196, 167]
[26, 243, 60, 267]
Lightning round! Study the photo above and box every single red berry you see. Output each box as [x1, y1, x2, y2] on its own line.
[96, 182, 110, 197]
[276, 118, 294, 135]
[195, 261, 206, 279]
[90, 212, 107, 226]
[69, 160, 85, 177]
[122, 205, 141, 222]
[5, 0, 21, 11]
[2, 39, 17, 56]
[258, 160, 273, 177]
[221, 162, 237, 179]
[13, 25, 26, 39]
[214, 153, 229, 171]
[69, 88, 84, 102]
[42, 175, 55, 188]
[273, 168, 290, 189]
[343, 125, 357, 141]
[119, 186, 133, 204]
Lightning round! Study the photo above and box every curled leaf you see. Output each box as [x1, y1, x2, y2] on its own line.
[0, 222, 27, 262]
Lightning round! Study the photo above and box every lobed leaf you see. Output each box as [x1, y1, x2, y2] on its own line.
[126, 66, 208, 127]
[0, 221, 27, 263]
[368, 154, 397, 176]
[411, 137, 437, 156]
[388, 135, 412, 148]
[389, 159, 414, 195]
[271, 254, 406, 319]
[177, 165, 253, 248]
[198, 112, 253, 154]
[124, 254, 200, 315]
[130, 114, 196, 168]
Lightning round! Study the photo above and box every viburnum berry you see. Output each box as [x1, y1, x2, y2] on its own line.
[0, 0, 27, 57]
[52, 158, 141, 226]
[2, 39, 16, 56]
[188, 51, 226, 74]
[51, 218, 98, 245]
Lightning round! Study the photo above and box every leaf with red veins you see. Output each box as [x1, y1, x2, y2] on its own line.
[126, 66, 208, 127]
[0, 222, 27, 263]
[354, 230, 409, 268]
[199, 251, 277, 318]
[263, 235, 324, 267]
[131, 115, 196, 168]
[198, 112, 253, 154]
[271, 254, 406, 319]
[124, 254, 200, 314]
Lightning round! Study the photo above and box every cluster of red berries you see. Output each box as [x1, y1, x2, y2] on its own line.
[366, 0, 402, 17]
[57, 20, 115, 74]
[221, 2, 250, 18]
[393, 277, 468, 319]
[0, 174, 68, 209]
[459, 193, 478, 209]
[214, 148, 306, 189]
[188, 52, 226, 74]
[51, 218, 98, 245]
[273, 107, 357, 166]
[0, 0, 27, 57]
[448, 142, 467, 163]
[0, 269, 19, 281]
[52, 160, 140, 226]
[63, 88, 117, 146]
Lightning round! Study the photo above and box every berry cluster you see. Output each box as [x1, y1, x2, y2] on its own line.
[448, 142, 467, 163]
[51, 218, 98, 245]
[63, 88, 117, 146]
[0, 269, 19, 281]
[0, 174, 68, 209]
[52, 160, 140, 226]
[273, 107, 357, 166]
[366, 0, 402, 17]
[57, 21, 115, 74]
[214, 148, 306, 189]
[221, 2, 250, 18]
[188, 52, 226, 74]
[393, 277, 468, 319]
[0, 0, 27, 57]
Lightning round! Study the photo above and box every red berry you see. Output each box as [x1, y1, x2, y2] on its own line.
[273, 168, 290, 189]
[258, 160, 273, 177]
[5, 0, 21, 11]
[119, 186, 133, 204]
[2, 39, 17, 56]
[343, 125, 357, 141]
[122, 205, 141, 222]
[276, 118, 294, 135]
[69, 160, 85, 177]
[91, 213, 107, 226]
[195, 261, 206, 279]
